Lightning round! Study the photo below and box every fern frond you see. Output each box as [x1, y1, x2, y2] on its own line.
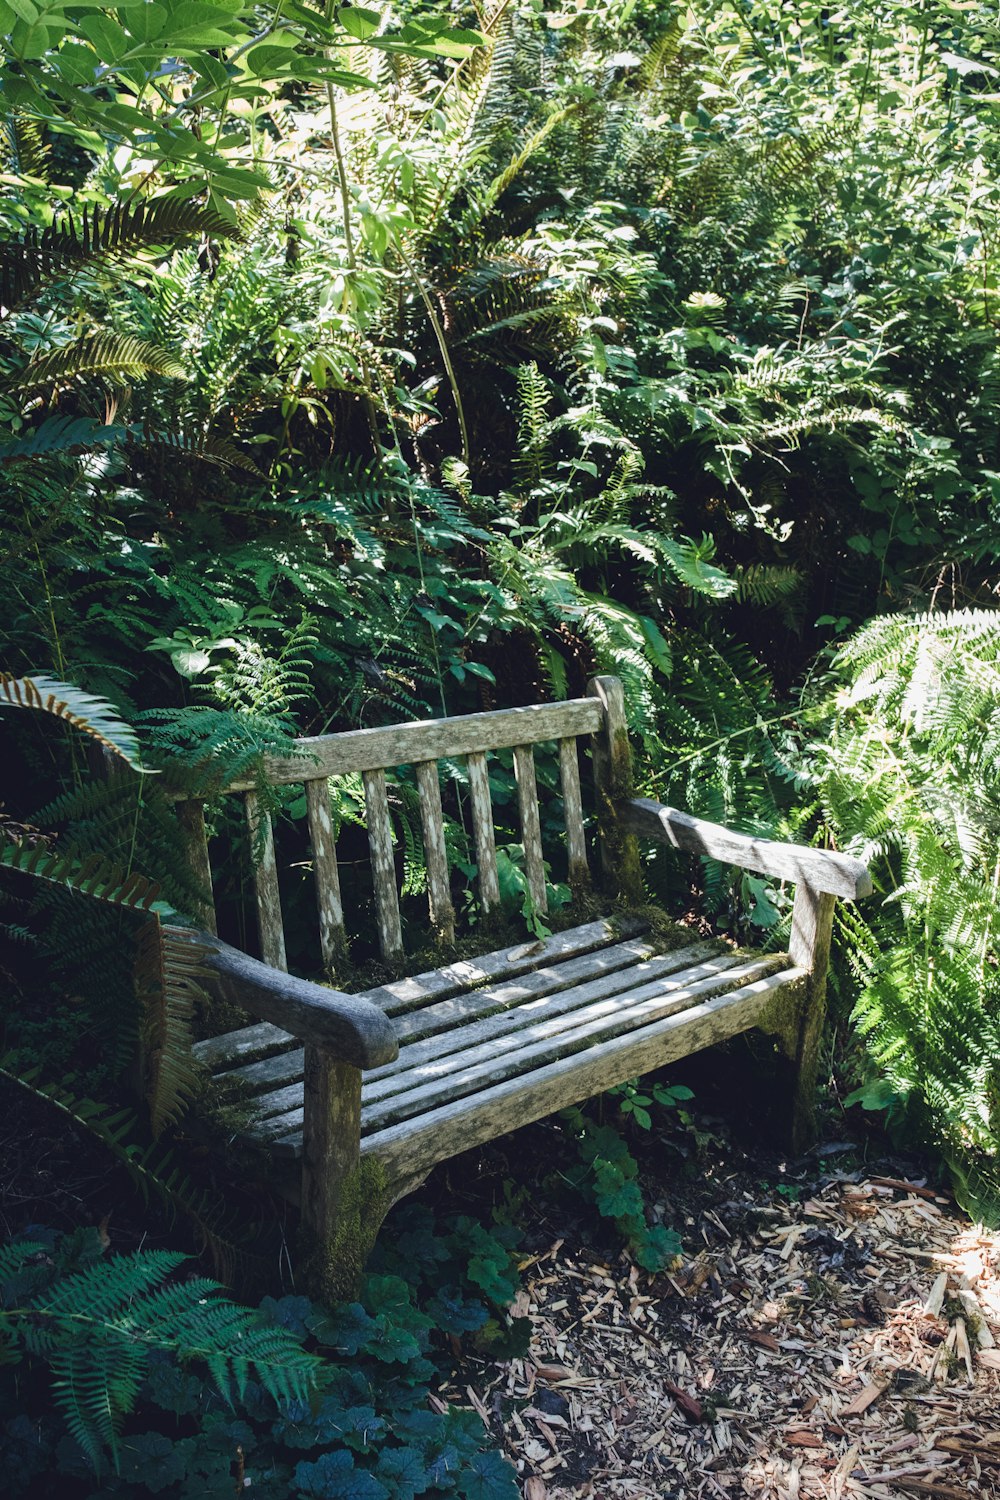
[14, 334, 185, 391]
[0, 672, 144, 767]
[0, 198, 237, 315]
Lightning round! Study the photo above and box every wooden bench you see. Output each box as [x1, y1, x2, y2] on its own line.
[176, 676, 871, 1297]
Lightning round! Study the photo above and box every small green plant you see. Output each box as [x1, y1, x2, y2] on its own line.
[0, 1228, 322, 1474]
[559, 1111, 681, 1271]
[610, 1078, 694, 1132]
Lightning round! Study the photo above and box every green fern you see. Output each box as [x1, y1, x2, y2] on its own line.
[0, 198, 236, 315]
[0, 1234, 322, 1471]
[14, 333, 185, 391]
[0, 672, 144, 767]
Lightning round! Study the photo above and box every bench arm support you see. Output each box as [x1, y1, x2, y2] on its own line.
[170, 927, 399, 1070]
[621, 797, 871, 900]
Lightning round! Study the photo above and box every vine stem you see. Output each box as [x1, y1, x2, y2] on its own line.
[394, 242, 471, 468]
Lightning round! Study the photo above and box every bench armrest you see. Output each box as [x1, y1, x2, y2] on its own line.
[621, 797, 872, 900]
[170, 927, 400, 1070]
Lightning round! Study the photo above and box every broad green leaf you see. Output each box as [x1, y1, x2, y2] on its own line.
[338, 4, 379, 41]
[78, 12, 130, 60]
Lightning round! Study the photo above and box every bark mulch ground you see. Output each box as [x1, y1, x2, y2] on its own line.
[441, 1131, 1000, 1500]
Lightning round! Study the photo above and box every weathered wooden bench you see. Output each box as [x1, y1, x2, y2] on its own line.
[177, 676, 870, 1296]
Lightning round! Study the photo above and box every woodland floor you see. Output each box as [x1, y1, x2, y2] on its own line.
[3, 1059, 999, 1500]
[436, 1095, 1000, 1500]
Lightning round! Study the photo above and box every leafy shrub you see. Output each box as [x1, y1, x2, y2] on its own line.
[0, 1215, 521, 1499]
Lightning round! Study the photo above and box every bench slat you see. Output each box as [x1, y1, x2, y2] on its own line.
[466, 750, 500, 914]
[195, 916, 651, 1074]
[305, 778, 346, 976]
[360, 914, 647, 1015]
[360, 955, 788, 1130]
[259, 960, 802, 1151]
[514, 744, 547, 914]
[363, 768, 404, 960]
[353, 968, 806, 1180]
[245, 791, 287, 971]
[226, 697, 604, 788]
[559, 737, 588, 888]
[239, 943, 736, 1119]
[218, 933, 676, 1095]
[415, 760, 455, 945]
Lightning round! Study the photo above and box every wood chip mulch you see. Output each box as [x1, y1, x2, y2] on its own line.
[458, 1173, 1000, 1499]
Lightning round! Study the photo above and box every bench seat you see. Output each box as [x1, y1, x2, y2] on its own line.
[194, 917, 805, 1183]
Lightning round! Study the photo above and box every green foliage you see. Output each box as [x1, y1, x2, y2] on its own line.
[0, 1230, 322, 1473]
[814, 610, 1000, 1212]
[0, 1212, 520, 1499]
[559, 1100, 685, 1271]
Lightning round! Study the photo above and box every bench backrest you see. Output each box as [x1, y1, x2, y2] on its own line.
[176, 677, 630, 975]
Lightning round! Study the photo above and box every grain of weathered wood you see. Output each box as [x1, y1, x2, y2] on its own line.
[363, 768, 404, 960]
[559, 737, 589, 888]
[361, 954, 789, 1131]
[415, 759, 455, 945]
[227, 698, 604, 789]
[193, 1019, 292, 1071]
[466, 750, 500, 914]
[369, 948, 744, 1096]
[175, 799, 217, 934]
[786, 882, 837, 1151]
[587, 675, 642, 903]
[359, 915, 648, 1016]
[305, 778, 347, 976]
[513, 743, 547, 915]
[248, 954, 792, 1143]
[244, 790, 287, 971]
[223, 934, 671, 1094]
[350, 970, 808, 1177]
[623, 797, 873, 900]
[385, 937, 715, 1050]
[300, 1046, 362, 1298]
[225, 939, 723, 1106]
[170, 927, 398, 1068]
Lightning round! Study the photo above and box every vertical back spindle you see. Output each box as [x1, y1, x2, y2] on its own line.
[466, 750, 500, 915]
[415, 760, 456, 945]
[244, 790, 287, 971]
[587, 675, 642, 904]
[558, 736, 589, 890]
[362, 768, 404, 960]
[175, 798, 217, 933]
[513, 744, 547, 915]
[305, 778, 347, 976]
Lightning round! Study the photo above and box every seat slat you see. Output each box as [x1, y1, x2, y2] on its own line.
[466, 750, 500, 914]
[305, 777, 346, 975]
[361, 953, 789, 1132]
[415, 759, 455, 945]
[513, 744, 546, 914]
[349, 968, 807, 1181]
[250, 953, 793, 1144]
[360, 914, 648, 1016]
[363, 767, 403, 960]
[240, 943, 735, 1121]
[559, 737, 588, 888]
[193, 1020, 292, 1070]
[217, 932, 681, 1096]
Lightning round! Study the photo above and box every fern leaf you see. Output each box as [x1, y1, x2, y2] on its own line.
[0, 416, 124, 463]
[14, 334, 185, 391]
[0, 198, 237, 314]
[0, 673, 144, 767]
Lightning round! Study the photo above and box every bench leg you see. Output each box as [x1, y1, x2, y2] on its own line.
[299, 1047, 380, 1303]
[784, 884, 836, 1153]
[298, 1047, 429, 1304]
